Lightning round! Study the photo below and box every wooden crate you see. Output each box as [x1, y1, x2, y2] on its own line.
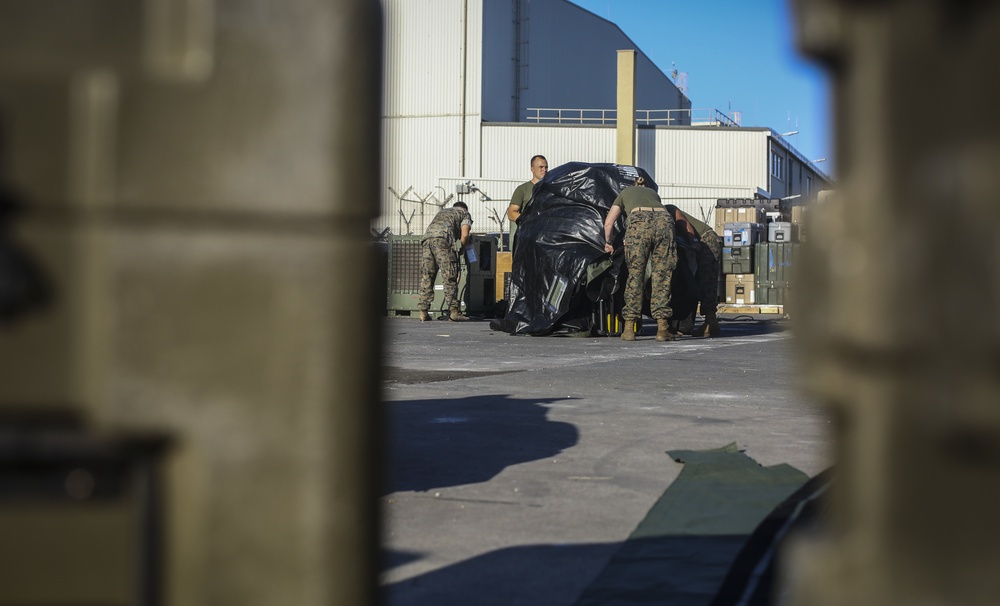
[496, 252, 513, 301]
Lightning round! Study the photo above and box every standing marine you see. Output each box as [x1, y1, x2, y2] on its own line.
[418, 201, 472, 321]
[603, 177, 677, 342]
[667, 205, 722, 337]
[506, 154, 548, 250]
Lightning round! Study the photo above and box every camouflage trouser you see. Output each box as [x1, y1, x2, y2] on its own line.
[418, 237, 460, 312]
[695, 229, 722, 315]
[623, 211, 676, 321]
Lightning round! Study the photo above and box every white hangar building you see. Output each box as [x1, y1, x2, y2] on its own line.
[379, 0, 832, 237]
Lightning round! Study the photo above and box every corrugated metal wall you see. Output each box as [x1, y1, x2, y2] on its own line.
[382, 0, 480, 117]
[481, 124, 616, 179]
[378, 122, 817, 235]
[656, 128, 769, 190]
[637, 127, 656, 173]
[381, 0, 483, 236]
[661, 186, 758, 225]
[383, 115, 463, 191]
[481, 126, 773, 200]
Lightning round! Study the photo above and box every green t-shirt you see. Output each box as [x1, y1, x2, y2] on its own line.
[510, 180, 535, 210]
[612, 186, 662, 216]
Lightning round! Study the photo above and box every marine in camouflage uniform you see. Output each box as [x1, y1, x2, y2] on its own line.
[604, 181, 677, 341]
[694, 229, 722, 315]
[668, 206, 721, 317]
[623, 211, 676, 322]
[668, 205, 722, 336]
[419, 202, 473, 319]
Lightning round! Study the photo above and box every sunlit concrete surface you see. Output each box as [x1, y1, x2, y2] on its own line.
[381, 316, 831, 606]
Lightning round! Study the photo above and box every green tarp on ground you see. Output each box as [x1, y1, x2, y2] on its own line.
[574, 444, 809, 606]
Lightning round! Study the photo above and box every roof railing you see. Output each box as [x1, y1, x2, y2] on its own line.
[525, 107, 740, 127]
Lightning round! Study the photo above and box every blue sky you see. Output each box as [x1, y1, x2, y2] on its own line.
[567, 0, 834, 176]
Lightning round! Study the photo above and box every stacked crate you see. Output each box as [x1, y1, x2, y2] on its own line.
[715, 198, 803, 310]
[495, 251, 513, 303]
[780, 199, 809, 243]
[715, 201, 766, 306]
[756, 217, 802, 306]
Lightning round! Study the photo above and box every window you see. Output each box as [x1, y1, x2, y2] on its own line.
[770, 151, 784, 180]
[806, 175, 813, 197]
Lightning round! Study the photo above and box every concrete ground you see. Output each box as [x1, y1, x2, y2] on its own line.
[380, 315, 832, 606]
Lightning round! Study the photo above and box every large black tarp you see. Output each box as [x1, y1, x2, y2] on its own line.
[491, 162, 697, 336]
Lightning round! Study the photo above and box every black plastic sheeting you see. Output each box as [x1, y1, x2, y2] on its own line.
[490, 162, 698, 336]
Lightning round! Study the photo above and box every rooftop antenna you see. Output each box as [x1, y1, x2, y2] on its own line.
[670, 63, 688, 95]
[727, 100, 742, 126]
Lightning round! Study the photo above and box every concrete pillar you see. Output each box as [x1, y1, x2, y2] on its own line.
[0, 1, 383, 605]
[616, 49, 636, 166]
[789, 0, 1000, 603]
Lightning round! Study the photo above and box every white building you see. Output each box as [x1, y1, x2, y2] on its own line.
[380, 0, 831, 236]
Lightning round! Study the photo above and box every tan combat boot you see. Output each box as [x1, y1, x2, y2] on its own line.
[620, 319, 637, 341]
[707, 310, 721, 337]
[450, 309, 470, 322]
[655, 319, 676, 342]
[693, 310, 721, 337]
[418, 310, 431, 322]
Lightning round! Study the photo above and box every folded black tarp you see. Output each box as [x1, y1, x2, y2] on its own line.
[573, 444, 814, 606]
[490, 162, 698, 336]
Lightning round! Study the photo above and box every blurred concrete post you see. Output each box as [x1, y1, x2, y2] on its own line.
[789, 0, 1000, 603]
[0, 1, 383, 605]
[616, 49, 636, 166]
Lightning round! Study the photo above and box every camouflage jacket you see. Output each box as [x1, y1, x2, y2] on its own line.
[422, 207, 473, 245]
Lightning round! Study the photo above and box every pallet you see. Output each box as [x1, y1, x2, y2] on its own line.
[717, 304, 784, 315]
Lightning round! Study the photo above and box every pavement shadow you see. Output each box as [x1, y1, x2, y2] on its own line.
[383, 549, 422, 571]
[712, 319, 791, 338]
[382, 542, 619, 606]
[382, 536, 749, 606]
[383, 395, 579, 495]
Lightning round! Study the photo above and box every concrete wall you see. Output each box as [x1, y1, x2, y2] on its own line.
[0, 1, 384, 605]
[788, 0, 1000, 603]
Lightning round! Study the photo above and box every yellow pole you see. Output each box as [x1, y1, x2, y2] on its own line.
[616, 49, 636, 166]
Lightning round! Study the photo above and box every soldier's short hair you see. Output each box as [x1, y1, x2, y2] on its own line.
[453, 201, 469, 211]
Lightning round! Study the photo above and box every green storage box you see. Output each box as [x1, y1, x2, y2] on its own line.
[722, 245, 754, 274]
